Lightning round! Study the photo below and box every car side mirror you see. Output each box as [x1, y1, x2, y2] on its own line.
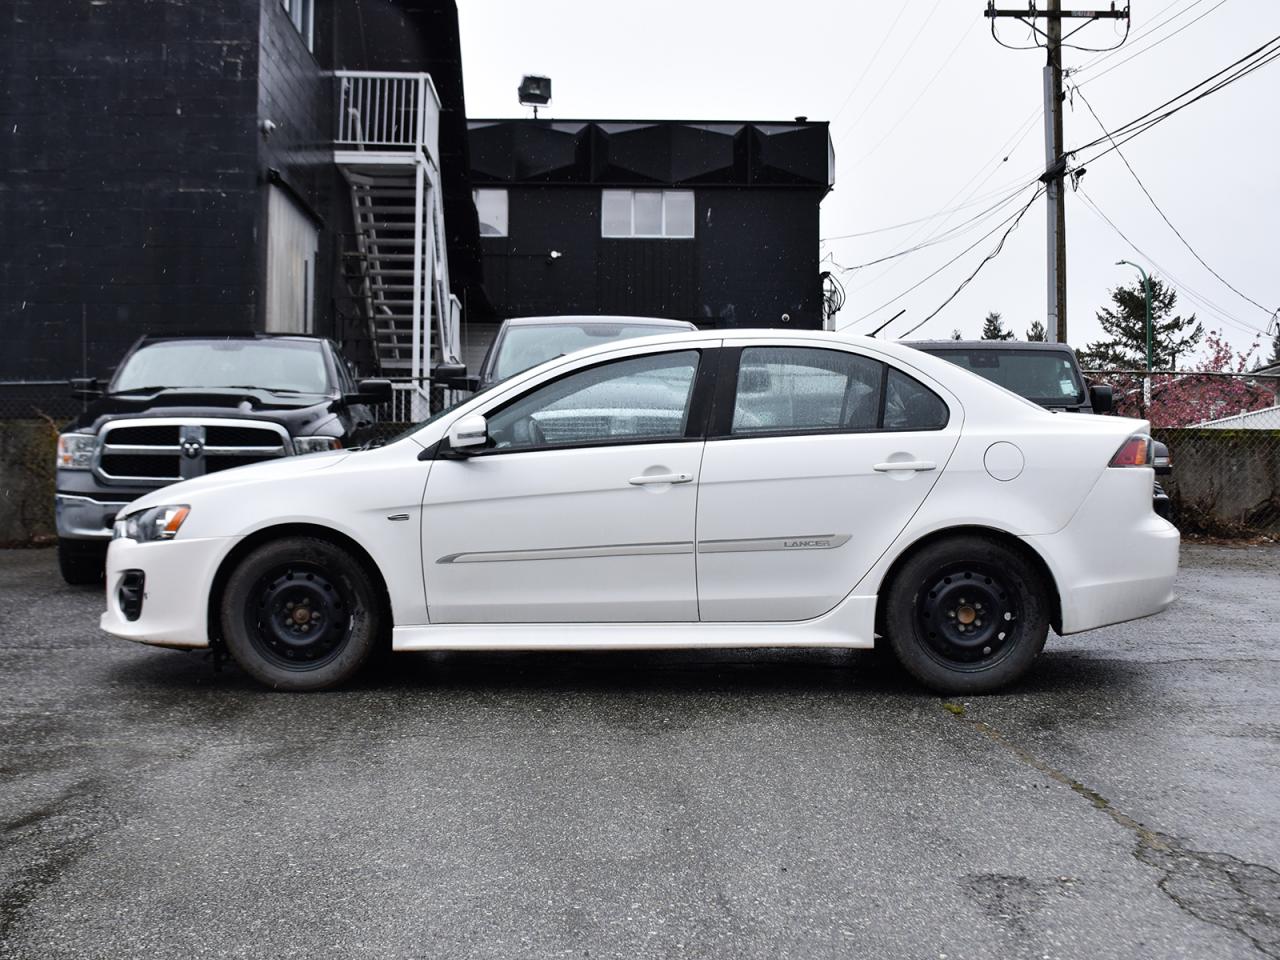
[349, 378, 393, 406]
[1152, 440, 1172, 476]
[1089, 383, 1113, 414]
[446, 414, 488, 454]
[69, 377, 101, 400]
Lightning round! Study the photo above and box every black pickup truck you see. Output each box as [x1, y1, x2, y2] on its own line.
[55, 334, 391, 584]
[907, 340, 1172, 518]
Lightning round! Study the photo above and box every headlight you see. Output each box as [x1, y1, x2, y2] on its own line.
[113, 504, 190, 542]
[57, 433, 97, 470]
[293, 436, 342, 455]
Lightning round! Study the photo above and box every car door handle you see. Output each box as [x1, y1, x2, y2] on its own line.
[873, 460, 937, 472]
[628, 472, 694, 485]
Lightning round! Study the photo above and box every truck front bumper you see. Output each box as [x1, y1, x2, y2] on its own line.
[56, 494, 133, 541]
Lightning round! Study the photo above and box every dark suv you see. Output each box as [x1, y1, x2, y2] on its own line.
[907, 340, 1172, 519]
[55, 335, 390, 584]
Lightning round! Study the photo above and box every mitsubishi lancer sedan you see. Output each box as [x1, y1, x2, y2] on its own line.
[101, 329, 1179, 694]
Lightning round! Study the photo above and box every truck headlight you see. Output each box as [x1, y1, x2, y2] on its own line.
[293, 436, 342, 455]
[114, 505, 190, 542]
[57, 433, 97, 470]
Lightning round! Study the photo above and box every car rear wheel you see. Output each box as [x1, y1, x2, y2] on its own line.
[884, 535, 1049, 694]
[220, 537, 383, 691]
[58, 538, 106, 586]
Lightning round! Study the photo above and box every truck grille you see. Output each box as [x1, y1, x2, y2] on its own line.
[95, 419, 290, 485]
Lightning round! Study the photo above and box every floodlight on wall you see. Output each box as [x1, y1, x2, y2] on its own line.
[518, 75, 552, 118]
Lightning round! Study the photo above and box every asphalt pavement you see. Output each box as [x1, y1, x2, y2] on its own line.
[1, 543, 1278, 960]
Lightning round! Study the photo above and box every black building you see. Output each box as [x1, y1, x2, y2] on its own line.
[463, 118, 834, 368]
[0, 0, 480, 386]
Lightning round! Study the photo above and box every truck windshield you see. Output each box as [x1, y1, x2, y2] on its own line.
[924, 349, 1085, 406]
[112, 340, 330, 395]
[492, 323, 681, 381]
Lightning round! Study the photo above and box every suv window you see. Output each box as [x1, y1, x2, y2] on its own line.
[486, 350, 700, 452]
[731, 346, 883, 435]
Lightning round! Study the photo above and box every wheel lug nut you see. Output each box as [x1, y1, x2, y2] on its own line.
[983, 646, 992, 655]
[310, 611, 320, 622]
[285, 602, 294, 611]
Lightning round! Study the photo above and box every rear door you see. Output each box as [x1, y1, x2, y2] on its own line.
[695, 341, 961, 622]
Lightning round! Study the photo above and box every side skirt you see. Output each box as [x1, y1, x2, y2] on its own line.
[392, 595, 878, 652]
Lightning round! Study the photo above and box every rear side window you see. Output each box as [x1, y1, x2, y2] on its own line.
[884, 368, 949, 430]
[724, 346, 948, 436]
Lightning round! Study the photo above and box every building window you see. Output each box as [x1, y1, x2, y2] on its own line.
[473, 189, 508, 237]
[601, 190, 695, 239]
[281, 0, 314, 51]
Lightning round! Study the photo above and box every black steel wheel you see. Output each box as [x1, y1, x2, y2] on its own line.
[884, 535, 1049, 694]
[221, 537, 383, 691]
[58, 538, 106, 586]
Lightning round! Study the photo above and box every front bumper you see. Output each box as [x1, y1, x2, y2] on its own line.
[56, 494, 133, 541]
[100, 535, 234, 648]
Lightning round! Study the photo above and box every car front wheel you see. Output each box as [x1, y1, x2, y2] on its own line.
[220, 537, 383, 691]
[884, 535, 1050, 694]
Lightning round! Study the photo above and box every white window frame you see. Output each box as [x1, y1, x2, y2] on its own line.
[281, 0, 315, 51]
[473, 188, 509, 238]
[601, 189, 695, 239]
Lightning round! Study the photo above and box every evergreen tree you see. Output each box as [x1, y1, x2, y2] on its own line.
[950, 328, 963, 341]
[1025, 319, 1046, 342]
[1078, 276, 1202, 370]
[980, 311, 1014, 341]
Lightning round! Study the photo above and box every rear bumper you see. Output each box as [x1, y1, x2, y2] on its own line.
[100, 535, 234, 648]
[1025, 469, 1179, 635]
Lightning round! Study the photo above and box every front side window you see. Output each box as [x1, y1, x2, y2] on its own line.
[731, 347, 883, 435]
[473, 189, 508, 237]
[601, 190, 695, 238]
[487, 351, 700, 451]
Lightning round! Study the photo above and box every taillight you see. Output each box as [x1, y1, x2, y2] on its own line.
[1109, 435, 1152, 467]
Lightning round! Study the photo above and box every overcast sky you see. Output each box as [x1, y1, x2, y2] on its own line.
[458, 0, 1279, 363]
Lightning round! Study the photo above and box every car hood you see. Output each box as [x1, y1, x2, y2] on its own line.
[121, 449, 352, 516]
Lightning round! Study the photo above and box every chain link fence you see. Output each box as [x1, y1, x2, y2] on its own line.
[1085, 369, 1280, 537]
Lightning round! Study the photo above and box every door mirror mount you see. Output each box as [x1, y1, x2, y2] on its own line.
[445, 414, 488, 456]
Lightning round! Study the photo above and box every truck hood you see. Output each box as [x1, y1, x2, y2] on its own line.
[69, 388, 338, 435]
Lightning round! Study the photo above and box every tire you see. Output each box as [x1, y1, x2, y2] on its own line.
[220, 537, 384, 691]
[58, 538, 106, 586]
[884, 535, 1050, 695]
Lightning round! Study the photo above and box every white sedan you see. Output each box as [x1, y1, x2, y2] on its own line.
[101, 329, 1178, 693]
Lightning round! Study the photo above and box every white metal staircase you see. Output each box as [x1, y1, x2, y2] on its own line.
[334, 71, 461, 418]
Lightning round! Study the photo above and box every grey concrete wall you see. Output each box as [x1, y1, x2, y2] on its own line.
[0, 421, 58, 545]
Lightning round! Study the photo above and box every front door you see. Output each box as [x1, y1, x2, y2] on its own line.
[695, 342, 961, 622]
[422, 347, 713, 623]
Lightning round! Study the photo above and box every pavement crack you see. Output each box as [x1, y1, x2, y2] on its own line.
[941, 701, 1280, 958]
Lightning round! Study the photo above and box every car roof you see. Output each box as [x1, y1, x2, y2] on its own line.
[502, 315, 697, 329]
[905, 339, 1076, 353]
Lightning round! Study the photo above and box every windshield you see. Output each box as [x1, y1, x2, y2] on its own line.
[923, 349, 1085, 406]
[112, 339, 331, 395]
[491, 322, 683, 381]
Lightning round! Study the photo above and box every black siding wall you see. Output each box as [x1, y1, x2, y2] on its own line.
[0, 0, 262, 380]
[480, 186, 824, 328]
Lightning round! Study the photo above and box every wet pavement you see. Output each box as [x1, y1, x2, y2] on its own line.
[1, 543, 1278, 959]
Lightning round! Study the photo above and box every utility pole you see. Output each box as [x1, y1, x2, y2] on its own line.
[985, 2, 1130, 345]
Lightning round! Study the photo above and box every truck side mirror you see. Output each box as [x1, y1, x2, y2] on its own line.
[69, 377, 101, 400]
[350, 379, 393, 406]
[1089, 384, 1113, 414]
[431, 362, 468, 383]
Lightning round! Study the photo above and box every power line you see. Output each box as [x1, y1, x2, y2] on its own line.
[828, 0, 919, 129]
[897, 189, 1042, 338]
[820, 178, 1032, 241]
[836, 0, 948, 148]
[1069, 82, 1273, 317]
[1077, 188, 1266, 338]
[1074, 0, 1232, 86]
[837, 187, 1043, 330]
